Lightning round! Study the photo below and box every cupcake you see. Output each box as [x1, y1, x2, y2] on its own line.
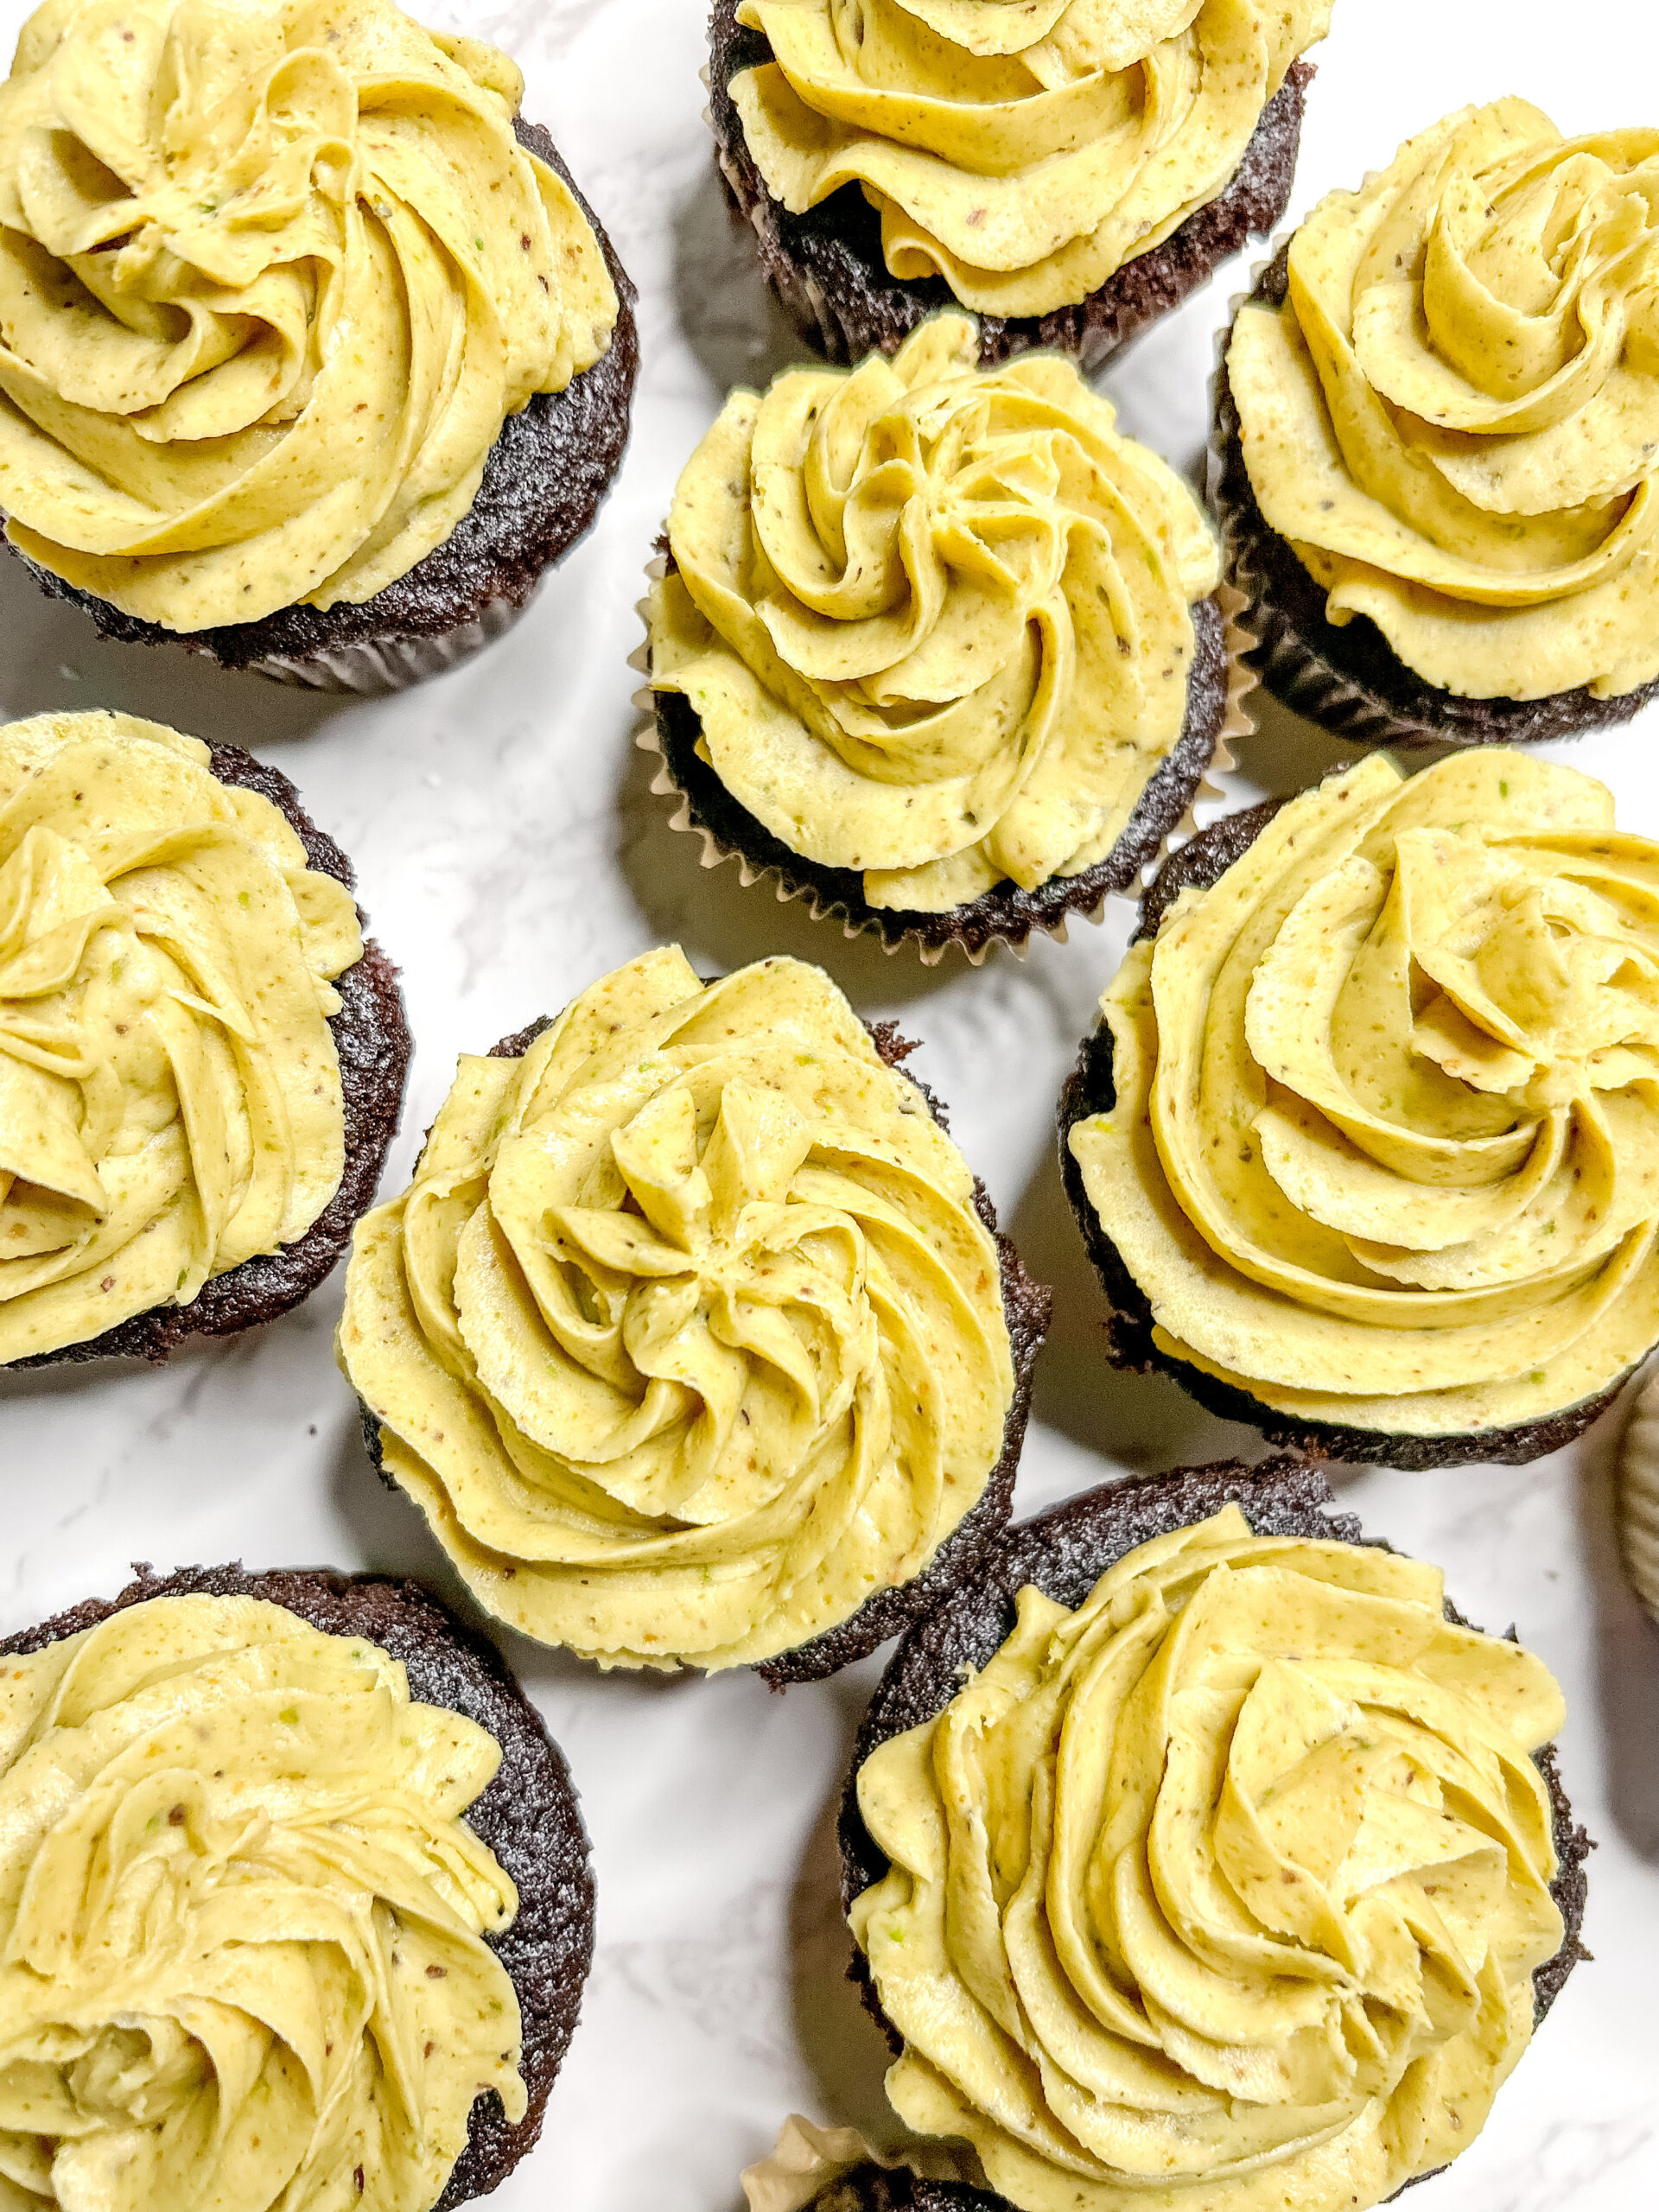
[0, 0, 639, 695]
[0, 1561, 594, 2209]
[742, 2116, 982, 2212]
[338, 945, 1049, 1680]
[709, 0, 1329, 372]
[1215, 100, 1659, 747]
[0, 709, 410, 1366]
[840, 1459, 1591, 2212]
[645, 315, 1242, 961]
[1062, 747, 1659, 1467]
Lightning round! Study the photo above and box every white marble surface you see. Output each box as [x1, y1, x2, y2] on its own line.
[3, 2, 1658, 2206]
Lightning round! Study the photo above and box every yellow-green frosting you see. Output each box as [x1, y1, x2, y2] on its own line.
[0, 1591, 524, 2210]
[1069, 748, 1659, 1438]
[730, 0, 1332, 318]
[337, 946, 1014, 1669]
[1228, 99, 1659, 701]
[0, 0, 618, 631]
[0, 709, 362, 1363]
[649, 315, 1220, 915]
[851, 1503, 1567, 2212]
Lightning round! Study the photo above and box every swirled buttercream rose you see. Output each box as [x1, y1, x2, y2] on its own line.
[0, 1592, 524, 2210]
[728, 0, 1332, 318]
[851, 1503, 1567, 2212]
[1228, 99, 1659, 700]
[0, 710, 362, 1363]
[0, 0, 618, 630]
[649, 315, 1221, 915]
[1069, 748, 1659, 1439]
[338, 947, 1015, 1669]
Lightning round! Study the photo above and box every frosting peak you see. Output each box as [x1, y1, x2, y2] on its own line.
[1228, 100, 1659, 700]
[851, 1504, 1567, 2212]
[650, 315, 1220, 913]
[0, 1592, 524, 2212]
[729, 0, 1332, 318]
[1069, 748, 1659, 1438]
[0, 0, 618, 629]
[338, 947, 1016, 1669]
[0, 710, 362, 1363]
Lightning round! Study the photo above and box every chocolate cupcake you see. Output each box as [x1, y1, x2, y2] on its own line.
[1062, 747, 1659, 1468]
[0, 709, 410, 1367]
[0, 0, 638, 695]
[838, 1459, 1591, 2212]
[645, 315, 1249, 962]
[709, 0, 1326, 372]
[0, 1561, 594, 2210]
[1213, 100, 1659, 747]
[339, 945, 1050, 1679]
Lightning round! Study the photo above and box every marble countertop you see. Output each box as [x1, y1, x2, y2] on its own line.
[2, 2, 1656, 2207]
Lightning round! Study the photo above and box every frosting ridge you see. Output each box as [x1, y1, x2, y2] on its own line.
[730, 0, 1332, 317]
[851, 1503, 1567, 2212]
[650, 315, 1220, 914]
[1228, 99, 1659, 700]
[338, 946, 1015, 1669]
[0, 0, 619, 630]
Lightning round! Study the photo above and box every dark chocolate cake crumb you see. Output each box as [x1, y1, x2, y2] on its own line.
[650, 594, 1230, 958]
[1057, 808, 1640, 1468]
[1212, 249, 1659, 747]
[7, 124, 639, 688]
[831, 1460, 1592, 2210]
[359, 1012, 1052, 1683]
[2, 1564, 594, 2211]
[9, 741, 411, 1370]
[709, 0, 1313, 373]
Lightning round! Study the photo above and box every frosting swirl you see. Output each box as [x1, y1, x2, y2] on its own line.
[649, 315, 1220, 915]
[1228, 99, 1659, 701]
[729, 0, 1332, 318]
[0, 1591, 524, 2211]
[1069, 748, 1659, 1438]
[851, 1503, 1567, 2212]
[0, 0, 618, 630]
[338, 947, 1015, 1669]
[0, 710, 363, 1363]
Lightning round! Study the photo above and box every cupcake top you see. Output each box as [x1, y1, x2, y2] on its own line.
[851, 1500, 1567, 2212]
[728, 0, 1331, 318]
[1069, 747, 1659, 1441]
[0, 711, 364, 1363]
[650, 315, 1220, 916]
[0, 1590, 524, 2209]
[339, 946, 1015, 1671]
[1227, 99, 1659, 702]
[0, 0, 618, 631]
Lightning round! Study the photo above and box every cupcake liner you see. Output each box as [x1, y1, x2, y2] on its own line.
[741, 2117, 976, 2212]
[632, 559, 1257, 966]
[1618, 1368, 1659, 1625]
[242, 587, 537, 695]
[1207, 239, 1659, 749]
[702, 4, 1314, 374]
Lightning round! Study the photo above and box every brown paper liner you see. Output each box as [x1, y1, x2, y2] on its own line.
[741, 2117, 975, 2212]
[631, 560, 1258, 966]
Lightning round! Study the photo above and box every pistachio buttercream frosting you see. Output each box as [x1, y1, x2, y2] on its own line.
[0, 1591, 525, 2210]
[649, 315, 1222, 916]
[1069, 748, 1659, 1441]
[729, 0, 1332, 319]
[338, 947, 1016, 1669]
[850, 1502, 1568, 2212]
[0, 0, 618, 631]
[1227, 99, 1659, 702]
[0, 710, 363, 1363]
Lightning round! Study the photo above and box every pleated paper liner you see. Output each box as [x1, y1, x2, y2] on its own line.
[1618, 1368, 1659, 1626]
[1206, 233, 1659, 751]
[246, 589, 537, 695]
[741, 2116, 976, 2212]
[631, 564, 1258, 968]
